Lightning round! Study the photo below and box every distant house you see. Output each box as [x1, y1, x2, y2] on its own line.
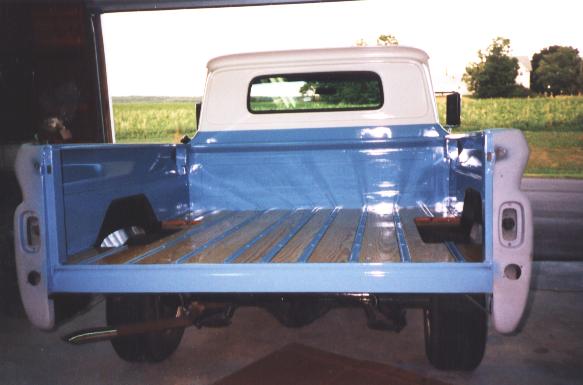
[515, 56, 532, 89]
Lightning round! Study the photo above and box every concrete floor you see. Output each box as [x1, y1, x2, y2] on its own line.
[523, 178, 583, 261]
[1, 262, 582, 385]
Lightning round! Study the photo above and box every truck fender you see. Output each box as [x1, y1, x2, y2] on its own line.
[490, 129, 533, 334]
[13, 144, 55, 330]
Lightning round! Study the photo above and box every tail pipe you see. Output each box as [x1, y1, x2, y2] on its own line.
[63, 316, 195, 345]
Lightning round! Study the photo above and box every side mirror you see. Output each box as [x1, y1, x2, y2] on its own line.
[446, 92, 461, 127]
[195, 102, 202, 130]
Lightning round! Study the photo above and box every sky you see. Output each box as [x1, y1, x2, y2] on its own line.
[101, 0, 583, 97]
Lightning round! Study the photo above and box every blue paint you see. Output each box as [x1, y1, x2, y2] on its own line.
[223, 211, 292, 263]
[32, 123, 495, 295]
[445, 132, 489, 266]
[189, 125, 450, 213]
[123, 211, 228, 264]
[57, 144, 190, 256]
[174, 211, 264, 264]
[80, 246, 128, 265]
[50, 262, 493, 294]
[259, 209, 316, 263]
[446, 133, 486, 202]
[444, 241, 465, 263]
[42, 147, 69, 277]
[297, 209, 339, 263]
[393, 208, 412, 263]
[348, 208, 368, 263]
[484, 131, 495, 265]
[191, 124, 446, 147]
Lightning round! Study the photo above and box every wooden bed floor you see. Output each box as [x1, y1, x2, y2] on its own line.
[67, 208, 474, 265]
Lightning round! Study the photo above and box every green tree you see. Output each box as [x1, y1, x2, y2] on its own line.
[463, 37, 519, 98]
[299, 79, 380, 105]
[377, 34, 398, 46]
[355, 38, 367, 47]
[531, 46, 583, 96]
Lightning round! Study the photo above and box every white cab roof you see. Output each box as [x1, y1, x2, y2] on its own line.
[201, 46, 438, 131]
[207, 46, 430, 71]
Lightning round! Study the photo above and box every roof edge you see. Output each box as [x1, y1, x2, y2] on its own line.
[207, 46, 430, 71]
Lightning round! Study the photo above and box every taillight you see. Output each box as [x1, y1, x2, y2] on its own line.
[499, 202, 523, 247]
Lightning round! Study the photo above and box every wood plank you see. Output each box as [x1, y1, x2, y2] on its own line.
[271, 209, 331, 263]
[95, 211, 230, 265]
[399, 208, 453, 262]
[69, 224, 197, 265]
[455, 243, 483, 262]
[67, 247, 109, 265]
[359, 212, 400, 263]
[236, 210, 310, 263]
[309, 209, 361, 263]
[184, 210, 285, 263]
[139, 211, 257, 264]
[97, 228, 190, 265]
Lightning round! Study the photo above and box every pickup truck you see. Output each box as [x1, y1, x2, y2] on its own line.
[14, 46, 532, 370]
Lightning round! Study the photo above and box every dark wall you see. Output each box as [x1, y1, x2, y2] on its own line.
[0, 2, 105, 145]
[0, 162, 22, 317]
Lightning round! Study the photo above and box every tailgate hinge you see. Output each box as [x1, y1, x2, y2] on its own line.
[37, 149, 53, 176]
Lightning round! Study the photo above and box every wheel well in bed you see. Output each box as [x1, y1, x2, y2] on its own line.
[95, 194, 160, 246]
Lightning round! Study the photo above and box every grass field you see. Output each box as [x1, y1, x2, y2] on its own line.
[250, 99, 379, 112]
[114, 96, 583, 178]
[113, 99, 197, 143]
[436, 96, 583, 178]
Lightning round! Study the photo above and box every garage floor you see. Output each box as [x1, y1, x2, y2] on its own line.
[1, 261, 582, 385]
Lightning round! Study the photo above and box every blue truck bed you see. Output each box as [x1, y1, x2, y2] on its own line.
[55, 207, 490, 294]
[18, 125, 494, 296]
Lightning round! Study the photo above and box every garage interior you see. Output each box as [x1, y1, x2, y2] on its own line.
[1, 1, 582, 384]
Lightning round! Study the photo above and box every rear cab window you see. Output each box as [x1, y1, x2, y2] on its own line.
[248, 71, 383, 113]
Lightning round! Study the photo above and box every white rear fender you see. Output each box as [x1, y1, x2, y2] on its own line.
[14, 144, 55, 330]
[490, 129, 533, 334]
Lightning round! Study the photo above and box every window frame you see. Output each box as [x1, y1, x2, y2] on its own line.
[246, 71, 385, 114]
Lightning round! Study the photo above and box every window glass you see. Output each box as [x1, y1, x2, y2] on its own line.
[248, 72, 383, 113]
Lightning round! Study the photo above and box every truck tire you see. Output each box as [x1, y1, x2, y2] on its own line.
[423, 294, 487, 370]
[106, 295, 184, 363]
